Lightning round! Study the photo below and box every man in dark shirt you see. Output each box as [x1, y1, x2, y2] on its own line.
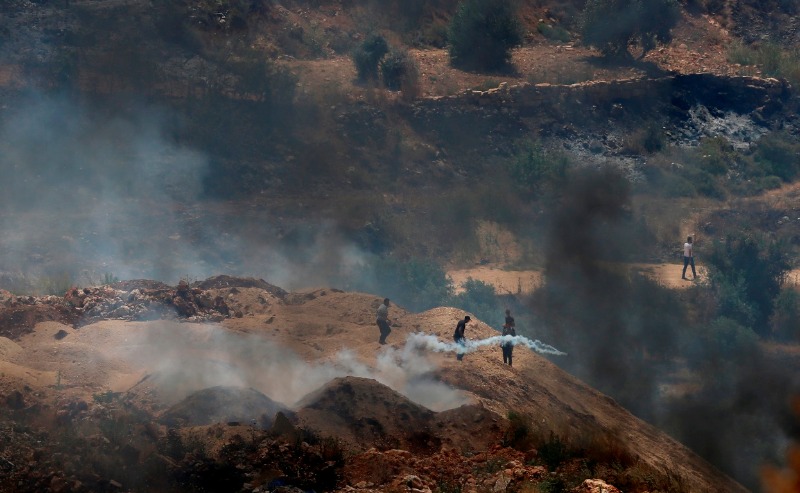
[453, 315, 471, 361]
[502, 309, 516, 366]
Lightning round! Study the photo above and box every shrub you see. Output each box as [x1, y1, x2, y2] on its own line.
[537, 22, 571, 43]
[538, 432, 571, 471]
[727, 41, 800, 86]
[624, 122, 665, 155]
[660, 173, 697, 198]
[191, 0, 254, 32]
[707, 233, 791, 333]
[538, 477, 568, 493]
[707, 316, 759, 362]
[502, 411, 532, 450]
[683, 168, 727, 199]
[447, 0, 523, 72]
[352, 34, 389, 81]
[452, 278, 500, 323]
[352, 256, 454, 312]
[754, 132, 800, 182]
[580, 0, 680, 58]
[770, 288, 800, 341]
[380, 48, 420, 94]
[713, 274, 758, 328]
[36, 272, 75, 296]
[508, 140, 570, 196]
[696, 136, 735, 175]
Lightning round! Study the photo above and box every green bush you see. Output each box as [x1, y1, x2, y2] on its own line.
[452, 278, 500, 323]
[712, 275, 757, 328]
[684, 316, 759, 388]
[447, 0, 523, 72]
[696, 136, 735, 175]
[708, 316, 759, 361]
[660, 173, 697, 198]
[502, 411, 532, 450]
[380, 48, 420, 93]
[707, 233, 791, 333]
[770, 288, 800, 341]
[683, 168, 727, 200]
[190, 0, 254, 32]
[538, 477, 568, 493]
[508, 140, 570, 196]
[754, 132, 800, 182]
[352, 34, 389, 81]
[727, 41, 800, 86]
[538, 432, 571, 471]
[352, 256, 454, 312]
[537, 22, 571, 43]
[580, 0, 680, 58]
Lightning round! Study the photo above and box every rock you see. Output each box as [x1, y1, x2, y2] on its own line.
[572, 478, 622, 493]
[404, 474, 424, 489]
[492, 472, 511, 492]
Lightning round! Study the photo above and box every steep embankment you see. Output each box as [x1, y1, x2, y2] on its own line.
[0, 280, 749, 492]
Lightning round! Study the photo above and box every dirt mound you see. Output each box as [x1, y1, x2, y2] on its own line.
[159, 385, 289, 428]
[296, 376, 444, 453]
[0, 284, 750, 493]
[0, 300, 76, 339]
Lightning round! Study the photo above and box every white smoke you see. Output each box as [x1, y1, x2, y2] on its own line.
[105, 322, 469, 412]
[405, 332, 567, 356]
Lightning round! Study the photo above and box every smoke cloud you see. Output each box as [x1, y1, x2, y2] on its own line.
[107, 322, 470, 412]
[529, 166, 798, 490]
[0, 93, 372, 290]
[405, 332, 566, 356]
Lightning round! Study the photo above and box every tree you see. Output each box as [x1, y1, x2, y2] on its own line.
[352, 34, 389, 81]
[380, 48, 420, 95]
[580, 0, 680, 58]
[447, 0, 523, 72]
[706, 233, 791, 334]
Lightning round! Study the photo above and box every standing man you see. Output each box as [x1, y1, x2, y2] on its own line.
[682, 235, 696, 280]
[502, 309, 516, 366]
[376, 298, 392, 344]
[453, 315, 471, 361]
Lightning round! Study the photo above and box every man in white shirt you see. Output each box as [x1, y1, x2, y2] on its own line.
[376, 298, 391, 344]
[682, 236, 696, 280]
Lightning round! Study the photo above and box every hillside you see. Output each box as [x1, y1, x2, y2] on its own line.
[0, 280, 749, 492]
[1, 1, 800, 492]
[0, 0, 798, 285]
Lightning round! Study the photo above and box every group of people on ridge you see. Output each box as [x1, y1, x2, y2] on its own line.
[373, 235, 697, 364]
[375, 298, 517, 366]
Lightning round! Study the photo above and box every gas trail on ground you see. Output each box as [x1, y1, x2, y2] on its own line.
[406, 332, 566, 356]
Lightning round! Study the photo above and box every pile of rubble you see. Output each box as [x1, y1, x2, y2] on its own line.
[64, 279, 231, 327]
[0, 278, 241, 338]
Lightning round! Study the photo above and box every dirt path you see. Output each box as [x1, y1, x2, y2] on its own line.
[449, 265, 800, 294]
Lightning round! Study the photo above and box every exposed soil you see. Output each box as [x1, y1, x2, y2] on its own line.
[290, 11, 744, 102]
[0, 279, 751, 492]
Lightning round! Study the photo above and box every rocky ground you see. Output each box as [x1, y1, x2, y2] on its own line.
[0, 275, 751, 493]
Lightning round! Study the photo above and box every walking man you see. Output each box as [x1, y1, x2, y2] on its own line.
[376, 298, 391, 344]
[453, 315, 471, 361]
[682, 235, 696, 280]
[502, 309, 516, 366]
